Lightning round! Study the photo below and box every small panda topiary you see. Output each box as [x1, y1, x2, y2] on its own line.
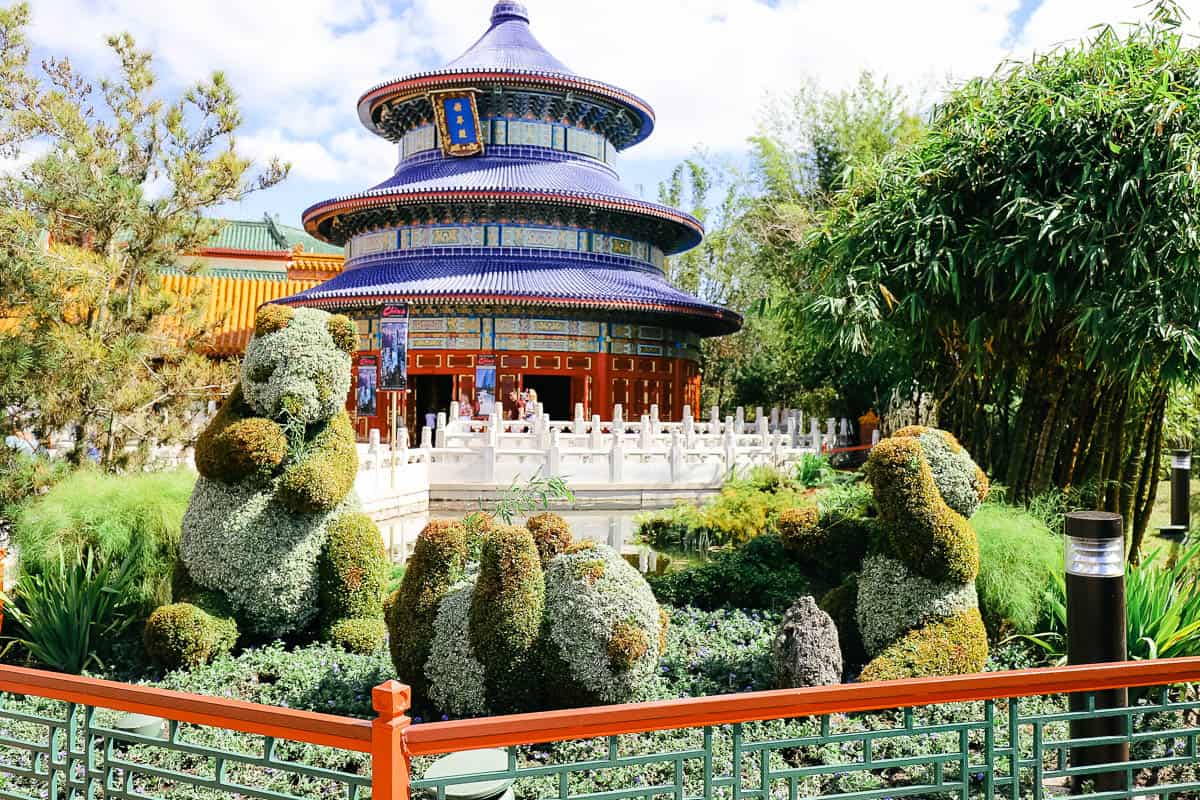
[391, 520, 666, 716]
[144, 305, 388, 668]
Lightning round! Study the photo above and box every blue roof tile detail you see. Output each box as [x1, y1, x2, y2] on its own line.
[357, 2, 654, 148]
[303, 155, 704, 253]
[446, 2, 572, 75]
[277, 254, 741, 334]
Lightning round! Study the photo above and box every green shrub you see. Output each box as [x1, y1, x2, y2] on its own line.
[795, 453, 836, 488]
[819, 578, 865, 667]
[636, 503, 705, 549]
[254, 303, 294, 336]
[328, 617, 387, 655]
[856, 554, 978, 656]
[0, 448, 69, 517]
[14, 469, 193, 614]
[892, 427, 989, 517]
[143, 603, 237, 670]
[386, 519, 468, 704]
[277, 411, 358, 513]
[973, 504, 1063, 636]
[1033, 542, 1200, 662]
[541, 545, 661, 706]
[469, 525, 544, 712]
[859, 608, 988, 682]
[325, 314, 357, 353]
[194, 390, 288, 484]
[647, 534, 812, 611]
[318, 512, 388, 635]
[866, 437, 979, 583]
[526, 512, 573, 566]
[180, 476, 338, 637]
[4, 549, 139, 673]
[425, 579, 488, 716]
[779, 500, 872, 569]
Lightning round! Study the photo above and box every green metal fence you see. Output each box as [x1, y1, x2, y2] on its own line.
[2, 661, 1200, 798]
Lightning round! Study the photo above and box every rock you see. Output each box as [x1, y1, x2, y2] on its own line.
[772, 596, 843, 688]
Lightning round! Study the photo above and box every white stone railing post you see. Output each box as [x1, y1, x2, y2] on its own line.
[709, 405, 720, 434]
[613, 403, 624, 432]
[547, 429, 562, 476]
[639, 415, 653, 450]
[826, 417, 837, 449]
[649, 403, 660, 431]
[872, 428, 881, 446]
[723, 424, 737, 474]
[610, 430, 624, 482]
[420, 426, 433, 449]
[735, 406, 745, 435]
[435, 412, 447, 448]
[770, 406, 780, 433]
[449, 400, 459, 421]
[573, 402, 585, 431]
[669, 429, 683, 482]
[482, 442, 496, 482]
[810, 418, 822, 451]
[539, 413, 551, 449]
[590, 414, 603, 450]
[756, 414, 769, 447]
[787, 415, 798, 448]
[772, 431, 783, 466]
[682, 407, 695, 448]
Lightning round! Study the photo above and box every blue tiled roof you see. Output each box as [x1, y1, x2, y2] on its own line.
[303, 155, 704, 253]
[357, 2, 654, 148]
[277, 254, 741, 335]
[446, 2, 572, 74]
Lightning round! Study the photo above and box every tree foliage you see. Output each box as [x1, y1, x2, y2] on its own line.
[795, 2, 1200, 555]
[0, 1, 286, 466]
[660, 74, 923, 414]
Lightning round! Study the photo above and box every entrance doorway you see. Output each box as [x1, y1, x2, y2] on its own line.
[521, 374, 572, 420]
[411, 374, 454, 436]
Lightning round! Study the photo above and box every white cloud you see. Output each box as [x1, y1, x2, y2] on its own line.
[22, 0, 1195, 221]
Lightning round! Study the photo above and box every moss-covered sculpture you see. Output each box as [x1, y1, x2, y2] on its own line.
[144, 306, 387, 668]
[388, 518, 665, 715]
[857, 426, 989, 679]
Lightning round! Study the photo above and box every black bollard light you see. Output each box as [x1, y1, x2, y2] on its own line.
[1065, 511, 1129, 794]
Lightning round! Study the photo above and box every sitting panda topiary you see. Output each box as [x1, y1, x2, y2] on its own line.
[144, 305, 388, 669]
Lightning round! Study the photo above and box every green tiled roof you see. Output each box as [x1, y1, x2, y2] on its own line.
[207, 214, 343, 255]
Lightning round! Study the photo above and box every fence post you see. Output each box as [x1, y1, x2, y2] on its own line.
[547, 429, 561, 476]
[590, 415, 603, 450]
[435, 413, 447, 448]
[371, 681, 412, 799]
[735, 406, 745, 435]
[610, 430, 624, 482]
[639, 415, 653, 450]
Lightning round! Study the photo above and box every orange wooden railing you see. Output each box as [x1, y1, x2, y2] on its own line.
[4, 658, 1200, 796]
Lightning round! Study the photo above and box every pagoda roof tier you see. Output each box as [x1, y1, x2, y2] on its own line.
[357, 2, 654, 150]
[276, 254, 741, 336]
[302, 155, 702, 253]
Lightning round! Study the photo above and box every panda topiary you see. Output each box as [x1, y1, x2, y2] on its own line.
[144, 305, 388, 668]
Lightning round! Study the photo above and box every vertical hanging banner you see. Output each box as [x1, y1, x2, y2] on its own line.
[355, 354, 379, 417]
[380, 305, 409, 389]
[475, 354, 497, 417]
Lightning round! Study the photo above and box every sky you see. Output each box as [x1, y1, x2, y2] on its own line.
[20, 0, 1198, 232]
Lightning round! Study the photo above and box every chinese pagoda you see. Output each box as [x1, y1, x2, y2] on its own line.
[285, 0, 741, 435]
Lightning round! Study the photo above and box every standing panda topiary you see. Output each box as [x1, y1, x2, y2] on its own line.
[144, 305, 388, 668]
[856, 426, 990, 681]
[390, 513, 665, 715]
